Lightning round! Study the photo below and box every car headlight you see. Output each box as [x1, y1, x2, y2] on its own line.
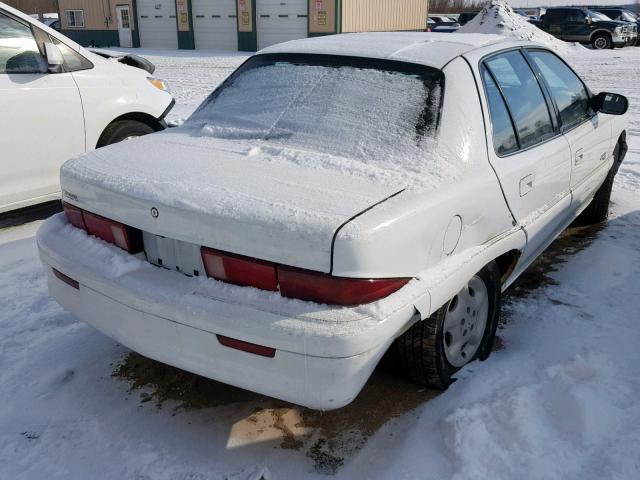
[147, 77, 170, 93]
[615, 26, 623, 34]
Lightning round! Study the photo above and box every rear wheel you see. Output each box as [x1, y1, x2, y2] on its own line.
[97, 120, 155, 148]
[395, 262, 501, 389]
[591, 33, 612, 50]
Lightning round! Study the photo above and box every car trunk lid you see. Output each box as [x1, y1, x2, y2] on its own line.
[60, 131, 405, 273]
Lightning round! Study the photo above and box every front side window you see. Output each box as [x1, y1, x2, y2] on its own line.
[482, 67, 518, 155]
[187, 54, 444, 165]
[484, 51, 554, 150]
[567, 9, 586, 22]
[0, 12, 45, 74]
[528, 50, 590, 129]
[65, 10, 84, 28]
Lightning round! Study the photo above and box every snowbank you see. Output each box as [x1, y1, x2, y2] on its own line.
[458, 0, 581, 54]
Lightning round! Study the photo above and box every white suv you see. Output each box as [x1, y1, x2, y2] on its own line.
[0, 3, 174, 213]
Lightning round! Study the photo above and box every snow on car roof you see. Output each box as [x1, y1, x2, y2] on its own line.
[259, 32, 515, 69]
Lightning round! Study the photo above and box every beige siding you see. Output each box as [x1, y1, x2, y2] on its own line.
[341, 0, 427, 33]
[4, 0, 58, 15]
[58, 0, 134, 31]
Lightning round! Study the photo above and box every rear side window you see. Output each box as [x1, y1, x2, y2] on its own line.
[544, 9, 563, 22]
[484, 51, 554, 150]
[482, 67, 518, 155]
[528, 50, 590, 130]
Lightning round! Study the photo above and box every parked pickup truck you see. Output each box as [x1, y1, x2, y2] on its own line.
[536, 7, 631, 49]
[589, 6, 640, 46]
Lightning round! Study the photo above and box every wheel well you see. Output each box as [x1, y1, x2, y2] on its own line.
[617, 130, 626, 149]
[96, 112, 164, 148]
[495, 249, 521, 285]
[590, 30, 612, 42]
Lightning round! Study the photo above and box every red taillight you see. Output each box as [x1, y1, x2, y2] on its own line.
[63, 203, 86, 231]
[82, 211, 143, 253]
[201, 247, 278, 291]
[278, 267, 410, 306]
[63, 205, 143, 253]
[200, 248, 410, 306]
[217, 335, 276, 358]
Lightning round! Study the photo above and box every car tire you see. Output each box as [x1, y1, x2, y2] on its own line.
[591, 33, 612, 50]
[97, 120, 156, 148]
[573, 141, 622, 226]
[394, 261, 501, 390]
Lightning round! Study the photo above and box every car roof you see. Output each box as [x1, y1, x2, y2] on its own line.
[259, 32, 530, 70]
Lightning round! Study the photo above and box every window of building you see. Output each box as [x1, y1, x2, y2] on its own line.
[65, 10, 84, 28]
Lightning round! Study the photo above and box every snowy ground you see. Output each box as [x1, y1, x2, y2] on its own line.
[1, 43, 640, 479]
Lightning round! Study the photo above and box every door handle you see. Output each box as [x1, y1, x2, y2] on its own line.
[575, 148, 584, 166]
[519, 174, 534, 197]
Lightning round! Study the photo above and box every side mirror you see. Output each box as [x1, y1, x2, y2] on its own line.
[591, 92, 629, 115]
[585, 16, 592, 24]
[44, 42, 64, 73]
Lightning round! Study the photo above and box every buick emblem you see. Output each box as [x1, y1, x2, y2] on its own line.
[150, 207, 159, 218]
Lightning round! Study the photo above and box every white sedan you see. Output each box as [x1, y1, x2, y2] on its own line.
[37, 33, 628, 410]
[0, 2, 174, 213]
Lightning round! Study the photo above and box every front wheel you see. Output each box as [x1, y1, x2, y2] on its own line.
[97, 120, 156, 148]
[394, 262, 501, 389]
[591, 33, 612, 50]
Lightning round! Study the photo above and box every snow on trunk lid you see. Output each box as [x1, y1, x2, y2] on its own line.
[60, 133, 405, 272]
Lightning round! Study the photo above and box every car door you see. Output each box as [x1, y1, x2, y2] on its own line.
[561, 9, 588, 41]
[543, 9, 565, 38]
[0, 10, 84, 212]
[479, 49, 572, 265]
[526, 49, 613, 211]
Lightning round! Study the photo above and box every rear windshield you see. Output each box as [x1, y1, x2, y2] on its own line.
[185, 54, 444, 164]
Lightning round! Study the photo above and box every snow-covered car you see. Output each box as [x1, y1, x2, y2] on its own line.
[37, 33, 628, 410]
[0, 3, 174, 213]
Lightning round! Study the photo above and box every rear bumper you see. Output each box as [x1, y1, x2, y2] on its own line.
[37, 214, 423, 410]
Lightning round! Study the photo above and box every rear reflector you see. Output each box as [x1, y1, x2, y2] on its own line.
[201, 247, 278, 291]
[278, 267, 410, 306]
[63, 203, 86, 231]
[82, 211, 143, 253]
[52, 268, 79, 289]
[217, 335, 276, 358]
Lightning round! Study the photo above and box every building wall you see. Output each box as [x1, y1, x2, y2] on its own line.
[4, 0, 58, 15]
[57, 0, 138, 47]
[52, 0, 429, 50]
[309, 0, 337, 36]
[341, 0, 427, 33]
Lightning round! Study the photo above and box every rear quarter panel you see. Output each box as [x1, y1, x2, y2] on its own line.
[331, 57, 516, 279]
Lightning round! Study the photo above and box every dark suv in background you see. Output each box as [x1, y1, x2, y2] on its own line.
[589, 6, 640, 45]
[538, 7, 631, 49]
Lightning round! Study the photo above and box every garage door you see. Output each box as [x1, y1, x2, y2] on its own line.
[257, 0, 308, 50]
[137, 0, 178, 49]
[192, 0, 238, 50]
